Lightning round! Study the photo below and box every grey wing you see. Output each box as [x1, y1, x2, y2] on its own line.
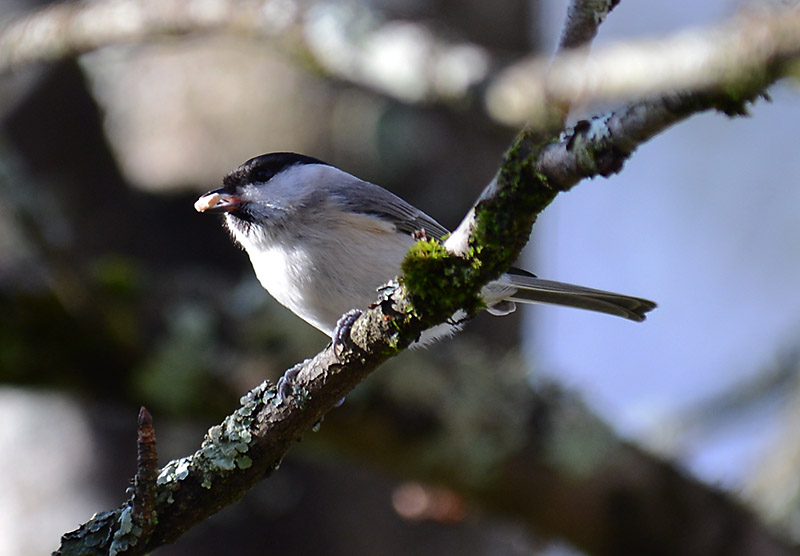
[337, 179, 451, 240]
[332, 176, 656, 322]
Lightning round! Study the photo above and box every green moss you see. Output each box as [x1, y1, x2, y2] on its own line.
[398, 128, 561, 335]
[399, 239, 484, 327]
[714, 82, 760, 116]
[705, 64, 773, 117]
[469, 131, 559, 282]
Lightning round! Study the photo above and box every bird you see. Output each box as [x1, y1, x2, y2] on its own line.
[195, 152, 656, 342]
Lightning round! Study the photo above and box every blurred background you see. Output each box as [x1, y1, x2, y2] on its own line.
[1, 0, 799, 554]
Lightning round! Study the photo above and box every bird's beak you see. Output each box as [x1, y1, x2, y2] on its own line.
[194, 189, 240, 213]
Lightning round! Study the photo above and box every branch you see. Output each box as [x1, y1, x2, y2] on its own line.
[57, 92, 780, 556]
[131, 408, 158, 545]
[558, 0, 620, 51]
[0, 0, 491, 104]
[443, 0, 622, 255]
[48, 2, 797, 554]
[3, 2, 799, 127]
[445, 86, 763, 261]
[487, 7, 800, 125]
[0, 0, 300, 72]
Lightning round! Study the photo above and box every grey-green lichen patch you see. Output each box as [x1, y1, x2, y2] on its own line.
[84, 512, 115, 546]
[157, 456, 192, 487]
[286, 383, 311, 408]
[236, 455, 253, 469]
[108, 505, 143, 556]
[57, 510, 118, 555]
[196, 399, 259, 478]
[202, 422, 251, 469]
[243, 378, 276, 408]
[154, 381, 273, 494]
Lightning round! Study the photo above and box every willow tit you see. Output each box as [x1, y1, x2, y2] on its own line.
[195, 153, 656, 340]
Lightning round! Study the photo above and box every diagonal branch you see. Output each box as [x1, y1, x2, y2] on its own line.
[549, 0, 620, 123]
[558, 0, 620, 51]
[487, 7, 800, 125]
[57, 88, 780, 556]
[47, 2, 798, 555]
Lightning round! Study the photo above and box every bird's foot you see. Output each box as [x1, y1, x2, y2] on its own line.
[276, 362, 304, 404]
[331, 309, 362, 356]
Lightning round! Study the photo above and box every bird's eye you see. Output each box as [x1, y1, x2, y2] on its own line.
[251, 168, 275, 183]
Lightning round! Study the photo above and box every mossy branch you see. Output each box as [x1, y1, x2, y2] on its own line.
[52, 3, 797, 554]
[58, 85, 774, 555]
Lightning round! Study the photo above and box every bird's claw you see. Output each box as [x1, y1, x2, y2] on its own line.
[275, 310, 360, 405]
[276, 363, 303, 404]
[332, 309, 362, 355]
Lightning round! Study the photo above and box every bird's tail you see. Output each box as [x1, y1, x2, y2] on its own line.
[490, 273, 657, 322]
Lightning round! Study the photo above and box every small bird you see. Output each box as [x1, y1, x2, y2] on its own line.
[195, 153, 656, 341]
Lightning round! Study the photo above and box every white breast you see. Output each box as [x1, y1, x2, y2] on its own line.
[232, 210, 416, 336]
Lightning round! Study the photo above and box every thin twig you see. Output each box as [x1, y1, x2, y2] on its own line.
[487, 7, 800, 125]
[558, 0, 620, 51]
[548, 0, 621, 150]
[132, 407, 158, 542]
